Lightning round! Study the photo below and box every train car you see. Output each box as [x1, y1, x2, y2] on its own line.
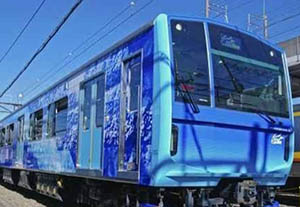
[283, 55, 300, 188]
[0, 14, 294, 207]
[289, 99, 300, 176]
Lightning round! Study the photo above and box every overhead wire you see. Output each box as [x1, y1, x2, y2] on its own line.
[0, 0, 47, 65]
[212, 0, 252, 20]
[23, 0, 154, 99]
[261, 9, 300, 38]
[267, 10, 300, 29]
[0, 0, 83, 99]
[21, 2, 134, 95]
[269, 23, 300, 39]
[230, 0, 252, 11]
[252, 8, 300, 32]
[268, 3, 300, 19]
[0, 105, 12, 113]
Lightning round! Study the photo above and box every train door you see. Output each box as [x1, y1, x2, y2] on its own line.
[78, 73, 105, 171]
[118, 53, 142, 178]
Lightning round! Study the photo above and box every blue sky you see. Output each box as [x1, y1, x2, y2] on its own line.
[0, 0, 299, 117]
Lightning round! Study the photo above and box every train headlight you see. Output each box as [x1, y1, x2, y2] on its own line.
[175, 23, 183, 31]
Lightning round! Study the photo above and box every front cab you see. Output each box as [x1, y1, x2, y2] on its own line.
[151, 14, 294, 189]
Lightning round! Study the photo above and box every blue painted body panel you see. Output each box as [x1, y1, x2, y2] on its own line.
[0, 14, 293, 188]
[0, 26, 154, 184]
[149, 14, 294, 187]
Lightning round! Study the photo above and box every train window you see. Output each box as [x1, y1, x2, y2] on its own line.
[30, 109, 43, 141]
[48, 97, 68, 137]
[171, 20, 210, 105]
[0, 128, 5, 147]
[55, 97, 68, 134]
[209, 23, 289, 117]
[126, 56, 141, 111]
[7, 124, 14, 145]
[96, 76, 105, 127]
[83, 82, 92, 130]
[18, 116, 25, 141]
[47, 97, 68, 137]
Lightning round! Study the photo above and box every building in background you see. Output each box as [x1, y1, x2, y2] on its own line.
[279, 36, 300, 98]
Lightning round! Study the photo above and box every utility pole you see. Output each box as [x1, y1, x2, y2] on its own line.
[205, 0, 228, 23]
[0, 101, 22, 115]
[248, 0, 268, 39]
[206, 0, 209, 17]
[263, 0, 268, 38]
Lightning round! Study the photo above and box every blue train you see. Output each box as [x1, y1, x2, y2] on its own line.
[0, 14, 294, 207]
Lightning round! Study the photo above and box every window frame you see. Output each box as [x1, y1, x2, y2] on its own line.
[18, 115, 25, 142]
[47, 97, 68, 138]
[0, 128, 5, 147]
[55, 97, 69, 135]
[30, 109, 43, 141]
[169, 19, 211, 106]
[208, 22, 289, 118]
[7, 123, 14, 145]
[81, 80, 93, 131]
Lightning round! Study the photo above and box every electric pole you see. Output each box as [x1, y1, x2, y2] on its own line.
[206, 0, 209, 17]
[205, 0, 228, 23]
[248, 0, 268, 39]
[263, 0, 268, 38]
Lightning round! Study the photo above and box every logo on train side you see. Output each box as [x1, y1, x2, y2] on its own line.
[271, 134, 284, 145]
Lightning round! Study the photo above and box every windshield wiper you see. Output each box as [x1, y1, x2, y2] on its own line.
[257, 111, 276, 125]
[175, 75, 200, 113]
[219, 57, 244, 93]
[243, 102, 276, 125]
[173, 57, 200, 113]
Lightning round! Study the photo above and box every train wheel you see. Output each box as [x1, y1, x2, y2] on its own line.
[11, 170, 20, 186]
[185, 189, 194, 207]
[0, 169, 3, 183]
[27, 172, 37, 190]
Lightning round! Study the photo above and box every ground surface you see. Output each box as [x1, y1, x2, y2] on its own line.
[0, 184, 62, 207]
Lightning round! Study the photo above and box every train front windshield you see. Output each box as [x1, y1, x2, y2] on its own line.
[171, 20, 289, 117]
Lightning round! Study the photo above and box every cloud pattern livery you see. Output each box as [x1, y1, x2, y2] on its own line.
[0, 28, 154, 185]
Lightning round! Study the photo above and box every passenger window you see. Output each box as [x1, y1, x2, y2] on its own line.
[126, 57, 141, 111]
[83, 83, 92, 130]
[30, 109, 43, 141]
[55, 97, 68, 134]
[18, 116, 25, 141]
[47, 97, 68, 137]
[0, 128, 5, 147]
[7, 124, 14, 145]
[96, 76, 105, 127]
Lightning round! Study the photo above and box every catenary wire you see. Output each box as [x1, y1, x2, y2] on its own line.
[267, 10, 300, 29]
[269, 23, 300, 39]
[24, 0, 154, 99]
[212, 0, 252, 19]
[0, 0, 83, 98]
[0, 0, 47, 65]
[21, 2, 133, 95]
